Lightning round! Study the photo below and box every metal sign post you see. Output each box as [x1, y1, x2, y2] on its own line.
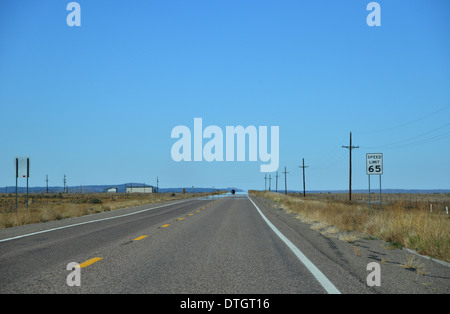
[366, 153, 383, 210]
[15, 157, 30, 213]
[379, 173, 382, 211]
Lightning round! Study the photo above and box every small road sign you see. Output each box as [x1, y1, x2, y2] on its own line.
[15, 156, 30, 178]
[366, 153, 383, 175]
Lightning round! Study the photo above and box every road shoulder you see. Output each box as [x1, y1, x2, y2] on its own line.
[250, 194, 449, 294]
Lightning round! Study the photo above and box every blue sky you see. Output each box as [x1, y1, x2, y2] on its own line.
[1, 0, 449, 192]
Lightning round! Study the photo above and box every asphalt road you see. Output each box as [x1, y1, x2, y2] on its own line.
[0, 193, 448, 295]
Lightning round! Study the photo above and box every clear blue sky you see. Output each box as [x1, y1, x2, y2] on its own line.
[1, 0, 449, 192]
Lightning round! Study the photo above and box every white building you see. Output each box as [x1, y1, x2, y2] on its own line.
[126, 186, 154, 193]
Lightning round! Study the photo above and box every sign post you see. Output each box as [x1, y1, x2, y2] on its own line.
[366, 153, 383, 210]
[15, 157, 30, 213]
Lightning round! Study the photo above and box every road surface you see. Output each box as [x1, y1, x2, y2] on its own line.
[0, 193, 448, 295]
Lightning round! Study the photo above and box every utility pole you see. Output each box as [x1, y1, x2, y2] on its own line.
[298, 158, 308, 197]
[283, 167, 288, 195]
[342, 132, 359, 201]
[264, 174, 267, 191]
[275, 171, 279, 192]
[156, 176, 159, 193]
[269, 175, 272, 191]
[63, 174, 67, 193]
[15, 158, 18, 213]
[46, 174, 49, 194]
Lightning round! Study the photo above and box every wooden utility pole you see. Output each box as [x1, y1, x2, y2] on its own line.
[283, 167, 288, 195]
[298, 158, 308, 197]
[63, 174, 67, 193]
[264, 174, 267, 191]
[342, 132, 359, 201]
[275, 171, 279, 192]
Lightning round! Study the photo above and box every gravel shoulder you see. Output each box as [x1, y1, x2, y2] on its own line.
[250, 195, 450, 294]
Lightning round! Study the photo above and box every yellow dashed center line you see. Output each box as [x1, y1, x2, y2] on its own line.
[73, 204, 218, 271]
[78, 257, 103, 268]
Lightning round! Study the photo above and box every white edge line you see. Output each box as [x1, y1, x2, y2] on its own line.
[0, 199, 192, 243]
[247, 195, 341, 294]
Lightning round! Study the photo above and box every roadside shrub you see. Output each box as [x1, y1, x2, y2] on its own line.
[89, 198, 103, 204]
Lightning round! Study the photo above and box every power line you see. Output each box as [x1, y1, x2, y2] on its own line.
[365, 131, 450, 150]
[310, 150, 347, 172]
[308, 134, 348, 171]
[386, 131, 450, 148]
[360, 104, 450, 134]
[362, 122, 450, 149]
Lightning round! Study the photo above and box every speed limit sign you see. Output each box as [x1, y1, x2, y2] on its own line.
[366, 153, 383, 175]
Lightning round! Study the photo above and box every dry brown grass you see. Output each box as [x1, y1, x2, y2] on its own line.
[0, 192, 215, 229]
[250, 191, 450, 262]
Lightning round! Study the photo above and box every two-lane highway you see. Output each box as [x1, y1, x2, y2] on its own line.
[0, 194, 366, 294]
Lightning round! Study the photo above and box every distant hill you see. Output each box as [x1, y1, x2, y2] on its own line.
[0, 183, 243, 194]
[273, 189, 450, 194]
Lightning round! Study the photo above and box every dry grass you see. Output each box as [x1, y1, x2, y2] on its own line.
[401, 254, 425, 274]
[0, 192, 216, 229]
[250, 191, 450, 262]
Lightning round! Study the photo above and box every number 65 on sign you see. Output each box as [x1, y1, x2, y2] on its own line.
[366, 153, 383, 175]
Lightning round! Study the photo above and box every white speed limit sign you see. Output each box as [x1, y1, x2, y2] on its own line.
[366, 153, 383, 175]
